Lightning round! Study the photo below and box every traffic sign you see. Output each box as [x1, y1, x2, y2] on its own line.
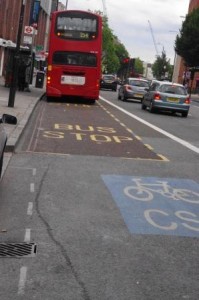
[24, 26, 34, 35]
[23, 35, 32, 44]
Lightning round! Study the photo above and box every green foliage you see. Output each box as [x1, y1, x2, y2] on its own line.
[102, 16, 130, 74]
[102, 20, 120, 73]
[152, 50, 172, 80]
[175, 7, 199, 67]
[134, 58, 144, 74]
[94, 12, 144, 76]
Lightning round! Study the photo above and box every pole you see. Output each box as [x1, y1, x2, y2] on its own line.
[66, 0, 68, 9]
[8, 0, 26, 107]
[29, 25, 36, 85]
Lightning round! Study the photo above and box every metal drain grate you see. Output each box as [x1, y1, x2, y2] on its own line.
[0, 243, 37, 257]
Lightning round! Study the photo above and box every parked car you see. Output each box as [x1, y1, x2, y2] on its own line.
[0, 114, 17, 178]
[142, 81, 190, 117]
[118, 77, 149, 101]
[100, 74, 117, 91]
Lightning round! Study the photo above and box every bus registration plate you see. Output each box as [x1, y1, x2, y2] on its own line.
[61, 75, 85, 85]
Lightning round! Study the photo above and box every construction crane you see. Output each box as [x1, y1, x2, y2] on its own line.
[148, 20, 159, 57]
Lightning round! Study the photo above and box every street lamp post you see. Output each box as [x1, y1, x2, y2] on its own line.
[8, 0, 26, 107]
[65, 0, 68, 9]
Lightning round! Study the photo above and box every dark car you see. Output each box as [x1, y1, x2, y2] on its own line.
[0, 114, 17, 178]
[142, 81, 190, 117]
[100, 74, 117, 91]
[118, 77, 149, 101]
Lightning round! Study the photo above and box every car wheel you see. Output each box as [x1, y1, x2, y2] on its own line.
[149, 101, 155, 113]
[181, 111, 188, 117]
[141, 102, 147, 110]
[89, 99, 96, 105]
[122, 93, 127, 101]
[118, 93, 121, 100]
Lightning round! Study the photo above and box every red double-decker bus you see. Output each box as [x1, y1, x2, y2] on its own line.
[46, 10, 102, 103]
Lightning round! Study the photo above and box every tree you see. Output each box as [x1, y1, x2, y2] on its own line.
[91, 11, 130, 75]
[175, 7, 199, 67]
[102, 18, 120, 73]
[114, 40, 129, 66]
[152, 50, 171, 80]
[134, 58, 144, 75]
[101, 15, 130, 74]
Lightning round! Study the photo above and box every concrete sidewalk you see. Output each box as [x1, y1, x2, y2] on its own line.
[190, 93, 199, 102]
[0, 76, 45, 176]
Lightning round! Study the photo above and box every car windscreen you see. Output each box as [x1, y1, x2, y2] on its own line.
[160, 85, 187, 95]
[129, 80, 149, 87]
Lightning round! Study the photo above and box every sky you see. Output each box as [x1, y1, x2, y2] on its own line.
[60, 0, 189, 64]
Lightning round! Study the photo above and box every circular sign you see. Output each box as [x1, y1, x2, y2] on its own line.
[24, 26, 33, 35]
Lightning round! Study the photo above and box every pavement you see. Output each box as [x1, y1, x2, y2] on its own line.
[0, 75, 45, 176]
[190, 92, 199, 101]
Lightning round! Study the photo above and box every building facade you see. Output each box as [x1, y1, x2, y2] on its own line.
[173, 0, 199, 93]
[0, 0, 55, 77]
[189, 0, 199, 10]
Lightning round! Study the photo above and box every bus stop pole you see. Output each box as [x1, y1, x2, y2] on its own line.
[8, 0, 26, 108]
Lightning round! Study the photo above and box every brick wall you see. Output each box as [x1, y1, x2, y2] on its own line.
[0, 0, 49, 47]
[177, 0, 199, 92]
[189, 0, 199, 12]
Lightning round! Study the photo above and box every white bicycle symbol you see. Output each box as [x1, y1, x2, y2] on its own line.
[123, 178, 199, 204]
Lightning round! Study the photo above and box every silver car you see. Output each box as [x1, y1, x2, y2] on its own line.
[0, 114, 17, 177]
[142, 81, 190, 117]
[118, 77, 149, 101]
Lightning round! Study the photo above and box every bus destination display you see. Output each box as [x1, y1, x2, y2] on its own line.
[56, 16, 97, 40]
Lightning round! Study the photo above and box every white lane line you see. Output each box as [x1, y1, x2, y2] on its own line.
[18, 169, 36, 296]
[18, 266, 27, 295]
[24, 229, 31, 243]
[100, 96, 199, 154]
[30, 183, 35, 193]
[27, 202, 33, 216]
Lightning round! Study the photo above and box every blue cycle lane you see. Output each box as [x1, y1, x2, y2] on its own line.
[102, 175, 199, 238]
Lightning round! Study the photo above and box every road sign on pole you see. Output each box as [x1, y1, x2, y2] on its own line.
[23, 35, 33, 44]
[24, 26, 34, 35]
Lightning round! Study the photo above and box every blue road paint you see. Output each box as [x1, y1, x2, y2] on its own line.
[101, 175, 199, 237]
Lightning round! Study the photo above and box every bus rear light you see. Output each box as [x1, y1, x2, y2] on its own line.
[154, 93, 161, 100]
[47, 76, 51, 84]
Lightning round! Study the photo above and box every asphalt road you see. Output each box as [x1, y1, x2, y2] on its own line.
[0, 91, 198, 300]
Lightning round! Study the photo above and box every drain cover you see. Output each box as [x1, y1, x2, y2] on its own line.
[0, 243, 37, 257]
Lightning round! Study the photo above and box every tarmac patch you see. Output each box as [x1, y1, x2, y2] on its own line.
[102, 175, 199, 237]
[28, 101, 165, 160]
